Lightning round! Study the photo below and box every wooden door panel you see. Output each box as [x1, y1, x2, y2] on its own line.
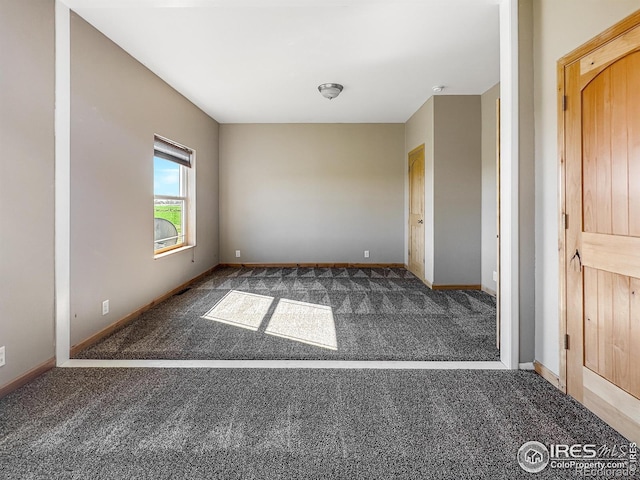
[593, 69, 612, 235]
[630, 276, 640, 397]
[410, 225, 424, 274]
[582, 232, 640, 278]
[410, 155, 424, 214]
[580, 51, 640, 400]
[582, 81, 598, 233]
[408, 145, 425, 280]
[629, 56, 640, 236]
[563, 14, 640, 443]
[611, 60, 630, 236]
[612, 273, 630, 392]
[596, 269, 614, 381]
[582, 52, 640, 237]
[583, 267, 599, 372]
[585, 268, 636, 398]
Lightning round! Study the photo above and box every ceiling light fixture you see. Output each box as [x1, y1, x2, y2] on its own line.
[318, 83, 343, 100]
[432, 85, 445, 93]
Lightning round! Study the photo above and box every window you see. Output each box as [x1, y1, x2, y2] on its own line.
[153, 136, 195, 255]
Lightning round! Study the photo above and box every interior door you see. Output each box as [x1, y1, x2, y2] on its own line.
[408, 144, 425, 280]
[563, 19, 640, 443]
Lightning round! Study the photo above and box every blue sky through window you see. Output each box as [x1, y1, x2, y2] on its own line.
[154, 157, 180, 196]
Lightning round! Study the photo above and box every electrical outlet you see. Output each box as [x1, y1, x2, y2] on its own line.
[235, 250, 241, 258]
[364, 250, 370, 258]
[493, 271, 498, 282]
[0, 346, 5, 367]
[102, 300, 110, 316]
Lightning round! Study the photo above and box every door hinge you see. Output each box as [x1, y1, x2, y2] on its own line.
[562, 95, 567, 111]
[562, 213, 568, 229]
[564, 334, 570, 350]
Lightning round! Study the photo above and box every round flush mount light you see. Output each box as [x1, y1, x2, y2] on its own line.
[432, 85, 445, 93]
[318, 83, 344, 100]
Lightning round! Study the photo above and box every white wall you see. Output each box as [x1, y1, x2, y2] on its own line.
[405, 98, 435, 283]
[481, 84, 500, 294]
[0, 0, 55, 388]
[219, 123, 405, 264]
[533, 0, 640, 374]
[70, 13, 220, 346]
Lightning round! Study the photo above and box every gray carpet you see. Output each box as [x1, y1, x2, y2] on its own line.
[0, 368, 629, 479]
[76, 267, 499, 361]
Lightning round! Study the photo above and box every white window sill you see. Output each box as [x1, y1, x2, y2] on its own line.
[154, 245, 194, 260]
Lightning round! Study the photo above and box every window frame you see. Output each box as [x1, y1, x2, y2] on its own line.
[153, 135, 196, 257]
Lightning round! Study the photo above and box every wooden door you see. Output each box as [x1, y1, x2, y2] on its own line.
[408, 145, 425, 280]
[562, 13, 640, 443]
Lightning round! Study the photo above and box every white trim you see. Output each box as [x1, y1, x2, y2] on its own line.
[60, 359, 508, 370]
[519, 362, 534, 370]
[499, 0, 519, 370]
[187, 147, 196, 251]
[55, 1, 71, 366]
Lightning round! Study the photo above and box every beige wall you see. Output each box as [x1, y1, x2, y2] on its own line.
[533, 1, 640, 374]
[70, 14, 220, 346]
[219, 124, 405, 264]
[0, 0, 55, 388]
[519, 0, 535, 363]
[433, 96, 482, 286]
[6, 0, 636, 387]
[405, 98, 435, 283]
[405, 95, 483, 287]
[480, 83, 500, 293]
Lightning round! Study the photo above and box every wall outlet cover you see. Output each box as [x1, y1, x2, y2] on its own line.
[493, 271, 498, 282]
[0, 346, 5, 367]
[235, 250, 241, 258]
[102, 300, 109, 315]
[364, 250, 370, 258]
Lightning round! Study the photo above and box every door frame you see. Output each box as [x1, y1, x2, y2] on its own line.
[56, 0, 521, 369]
[497, 0, 519, 369]
[558, 10, 640, 393]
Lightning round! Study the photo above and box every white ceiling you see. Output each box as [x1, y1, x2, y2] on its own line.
[64, 0, 500, 123]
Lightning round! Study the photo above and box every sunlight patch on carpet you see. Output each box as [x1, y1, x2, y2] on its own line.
[265, 299, 337, 350]
[202, 290, 274, 331]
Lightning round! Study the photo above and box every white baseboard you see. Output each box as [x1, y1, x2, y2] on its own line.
[61, 359, 509, 370]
